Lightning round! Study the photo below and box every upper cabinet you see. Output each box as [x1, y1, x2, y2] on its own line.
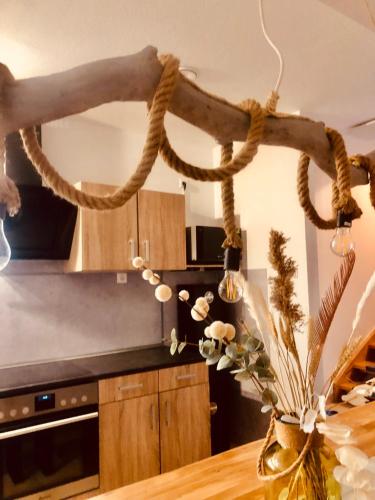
[65, 183, 186, 272]
[138, 190, 186, 271]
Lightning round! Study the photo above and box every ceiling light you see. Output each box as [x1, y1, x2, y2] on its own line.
[179, 66, 198, 81]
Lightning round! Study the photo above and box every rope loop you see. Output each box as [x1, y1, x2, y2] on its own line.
[20, 54, 180, 210]
[350, 154, 375, 209]
[297, 127, 362, 229]
[158, 98, 264, 182]
[257, 413, 314, 482]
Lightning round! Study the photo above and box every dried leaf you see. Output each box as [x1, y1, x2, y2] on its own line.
[170, 342, 178, 356]
[217, 355, 233, 371]
[178, 342, 186, 354]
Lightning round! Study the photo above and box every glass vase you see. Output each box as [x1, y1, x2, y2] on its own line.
[263, 420, 341, 500]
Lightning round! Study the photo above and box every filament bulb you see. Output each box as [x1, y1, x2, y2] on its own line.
[0, 205, 11, 271]
[330, 211, 355, 257]
[218, 270, 243, 303]
[218, 246, 243, 304]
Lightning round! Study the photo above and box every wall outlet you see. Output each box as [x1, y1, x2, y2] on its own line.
[116, 273, 127, 284]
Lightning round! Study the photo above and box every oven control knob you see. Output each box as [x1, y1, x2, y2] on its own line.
[71, 397, 77, 405]
[81, 395, 88, 403]
[22, 406, 30, 416]
[0, 411, 4, 420]
[10, 409, 17, 418]
[60, 399, 67, 407]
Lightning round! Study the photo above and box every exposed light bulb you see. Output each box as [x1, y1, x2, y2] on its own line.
[218, 247, 243, 303]
[0, 204, 11, 271]
[330, 211, 355, 257]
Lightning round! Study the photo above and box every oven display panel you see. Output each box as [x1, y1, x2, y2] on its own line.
[34, 393, 55, 412]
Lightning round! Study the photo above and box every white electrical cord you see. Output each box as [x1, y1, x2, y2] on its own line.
[258, 0, 284, 93]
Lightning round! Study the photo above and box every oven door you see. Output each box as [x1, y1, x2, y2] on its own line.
[0, 406, 99, 500]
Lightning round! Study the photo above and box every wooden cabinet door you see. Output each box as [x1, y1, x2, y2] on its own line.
[99, 394, 160, 492]
[66, 182, 138, 272]
[159, 383, 211, 473]
[138, 190, 186, 270]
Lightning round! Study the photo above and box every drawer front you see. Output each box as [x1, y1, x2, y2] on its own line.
[99, 371, 158, 404]
[158, 363, 208, 392]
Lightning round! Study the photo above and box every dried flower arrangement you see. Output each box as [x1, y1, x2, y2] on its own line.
[132, 230, 375, 498]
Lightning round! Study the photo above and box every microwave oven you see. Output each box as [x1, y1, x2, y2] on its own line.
[186, 226, 226, 264]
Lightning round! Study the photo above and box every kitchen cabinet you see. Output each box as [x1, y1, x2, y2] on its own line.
[138, 190, 186, 270]
[99, 371, 160, 492]
[65, 183, 186, 272]
[158, 364, 211, 472]
[99, 363, 210, 492]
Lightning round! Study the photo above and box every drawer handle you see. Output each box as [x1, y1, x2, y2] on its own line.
[128, 239, 136, 261]
[118, 383, 144, 391]
[143, 240, 150, 263]
[176, 374, 196, 381]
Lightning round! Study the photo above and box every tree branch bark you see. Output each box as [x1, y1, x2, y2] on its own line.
[0, 45, 370, 187]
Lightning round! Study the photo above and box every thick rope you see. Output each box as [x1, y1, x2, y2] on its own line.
[256, 412, 314, 482]
[158, 98, 264, 182]
[350, 154, 375, 209]
[19, 55, 180, 210]
[297, 128, 362, 229]
[220, 144, 242, 249]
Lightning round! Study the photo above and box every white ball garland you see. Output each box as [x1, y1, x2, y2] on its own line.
[195, 297, 209, 312]
[210, 321, 226, 340]
[132, 256, 144, 269]
[155, 284, 172, 302]
[191, 306, 207, 321]
[149, 274, 160, 285]
[178, 290, 190, 302]
[224, 323, 236, 341]
[142, 269, 154, 280]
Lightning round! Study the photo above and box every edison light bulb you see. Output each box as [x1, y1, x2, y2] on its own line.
[218, 247, 243, 303]
[0, 205, 10, 271]
[330, 211, 355, 257]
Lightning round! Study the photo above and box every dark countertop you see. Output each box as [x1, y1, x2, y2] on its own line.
[0, 345, 204, 398]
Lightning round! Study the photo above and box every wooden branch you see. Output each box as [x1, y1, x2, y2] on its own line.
[0, 46, 370, 187]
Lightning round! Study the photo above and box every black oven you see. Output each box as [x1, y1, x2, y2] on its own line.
[0, 382, 99, 499]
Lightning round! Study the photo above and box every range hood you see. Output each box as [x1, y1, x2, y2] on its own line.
[4, 130, 77, 260]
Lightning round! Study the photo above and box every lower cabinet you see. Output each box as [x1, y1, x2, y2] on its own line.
[99, 363, 210, 493]
[159, 383, 211, 473]
[99, 393, 160, 492]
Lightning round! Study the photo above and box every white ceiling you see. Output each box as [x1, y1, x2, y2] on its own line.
[1, 0, 375, 144]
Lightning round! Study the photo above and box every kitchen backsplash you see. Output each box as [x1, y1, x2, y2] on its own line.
[0, 261, 220, 367]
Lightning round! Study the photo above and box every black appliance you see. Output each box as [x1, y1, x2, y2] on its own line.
[4, 130, 77, 260]
[177, 283, 237, 454]
[186, 226, 226, 265]
[0, 382, 98, 499]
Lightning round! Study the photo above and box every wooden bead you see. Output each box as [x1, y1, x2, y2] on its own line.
[149, 274, 160, 285]
[195, 297, 209, 312]
[132, 256, 144, 268]
[142, 269, 154, 280]
[155, 284, 172, 302]
[191, 306, 207, 321]
[178, 290, 190, 301]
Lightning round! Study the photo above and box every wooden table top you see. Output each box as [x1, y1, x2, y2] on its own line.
[94, 402, 375, 500]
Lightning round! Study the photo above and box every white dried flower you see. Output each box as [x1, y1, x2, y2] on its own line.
[155, 284, 172, 302]
[178, 290, 190, 302]
[204, 326, 211, 338]
[132, 256, 144, 268]
[300, 408, 317, 434]
[142, 269, 153, 280]
[224, 323, 236, 341]
[149, 274, 160, 285]
[210, 321, 226, 340]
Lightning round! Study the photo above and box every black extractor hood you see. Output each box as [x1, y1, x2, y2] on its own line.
[4, 129, 77, 260]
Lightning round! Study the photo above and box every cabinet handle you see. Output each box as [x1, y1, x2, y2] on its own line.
[143, 240, 150, 263]
[117, 383, 143, 392]
[176, 374, 196, 381]
[128, 239, 136, 261]
[164, 400, 170, 427]
[150, 403, 155, 431]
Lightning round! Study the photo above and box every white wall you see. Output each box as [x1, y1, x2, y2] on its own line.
[310, 135, 375, 384]
[43, 115, 217, 227]
[214, 143, 311, 364]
